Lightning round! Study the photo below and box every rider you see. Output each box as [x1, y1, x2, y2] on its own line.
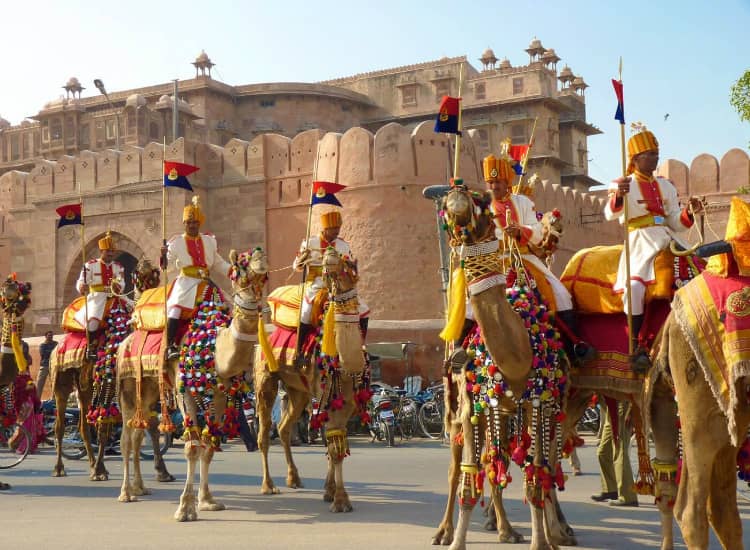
[449, 154, 594, 370]
[161, 195, 232, 361]
[604, 124, 703, 370]
[74, 231, 124, 361]
[292, 210, 370, 361]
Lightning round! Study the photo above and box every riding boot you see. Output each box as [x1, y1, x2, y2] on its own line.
[359, 317, 369, 341]
[557, 309, 597, 363]
[86, 331, 99, 362]
[630, 314, 650, 373]
[165, 318, 181, 361]
[447, 318, 476, 373]
[294, 322, 313, 367]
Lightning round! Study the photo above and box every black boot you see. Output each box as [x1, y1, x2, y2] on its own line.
[359, 317, 369, 341]
[165, 318, 181, 361]
[630, 314, 650, 373]
[447, 319, 476, 373]
[86, 331, 99, 362]
[294, 322, 313, 367]
[557, 310, 597, 363]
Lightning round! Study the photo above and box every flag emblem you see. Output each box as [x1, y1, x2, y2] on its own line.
[163, 161, 199, 191]
[55, 203, 83, 228]
[168, 168, 179, 181]
[490, 168, 498, 178]
[311, 181, 346, 207]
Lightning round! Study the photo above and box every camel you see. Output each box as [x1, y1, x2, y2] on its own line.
[50, 258, 169, 482]
[116, 248, 268, 523]
[255, 245, 368, 512]
[0, 274, 32, 491]
[432, 185, 569, 550]
[648, 270, 750, 550]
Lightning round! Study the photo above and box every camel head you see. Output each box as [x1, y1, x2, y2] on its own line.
[132, 257, 160, 295]
[322, 247, 358, 295]
[441, 185, 494, 245]
[229, 247, 269, 304]
[0, 274, 31, 316]
[528, 208, 563, 263]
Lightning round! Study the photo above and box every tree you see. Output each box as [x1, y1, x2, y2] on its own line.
[730, 69, 750, 122]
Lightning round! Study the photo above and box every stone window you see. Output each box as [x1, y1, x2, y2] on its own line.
[79, 124, 90, 147]
[10, 134, 19, 161]
[127, 110, 136, 136]
[95, 120, 105, 148]
[105, 118, 117, 141]
[149, 122, 160, 140]
[51, 118, 63, 141]
[510, 123, 527, 144]
[65, 116, 75, 145]
[41, 120, 49, 143]
[475, 82, 486, 100]
[513, 77, 524, 95]
[260, 99, 275, 108]
[400, 84, 417, 107]
[577, 140, 587, 167]
[474, 127, 490, 151]
[22, 133, 31, 158]
[434, 80, 451, 102]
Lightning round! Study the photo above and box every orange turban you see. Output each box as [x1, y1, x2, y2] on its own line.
[321, 210, 342, 229]
[98, 231, 114, 251]
[626, 127, 659, 175]
[483, 155, 517, 184]
[182, 195, 205, 226]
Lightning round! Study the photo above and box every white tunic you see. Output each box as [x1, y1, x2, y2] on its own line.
[294, 235, 369, 322]
[166, 233, 231, 311]
[73, 259, 125, 325]
[603, 175, 692, 291]
[491, 195, 573, 310]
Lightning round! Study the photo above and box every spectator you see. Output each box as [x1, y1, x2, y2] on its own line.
[36, 331, 58, 399]
[591, 400, 638, 507]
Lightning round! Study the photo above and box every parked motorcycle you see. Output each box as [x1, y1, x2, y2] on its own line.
[368, 388, 398, 447]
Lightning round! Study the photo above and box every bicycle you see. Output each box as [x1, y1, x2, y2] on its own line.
[0, 423, 31, 469]
[417, 384, 446, 440]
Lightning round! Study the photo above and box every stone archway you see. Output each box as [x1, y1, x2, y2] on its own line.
[60, 231, 147, 311]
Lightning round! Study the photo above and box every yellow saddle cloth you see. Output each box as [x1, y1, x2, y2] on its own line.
[561, 245, 674, 314]
[267, 283, 326, 330]
[61, 296, 116, 332]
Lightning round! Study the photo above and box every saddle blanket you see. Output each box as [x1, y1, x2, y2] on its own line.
[119, 330, 166, 380]
[673, 271, 750, 445]
[52, 331, 87, 372]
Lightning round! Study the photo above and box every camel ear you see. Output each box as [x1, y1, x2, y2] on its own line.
[229, 249, 238, 264]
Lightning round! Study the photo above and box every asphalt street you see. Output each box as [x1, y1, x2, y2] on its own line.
[1, 433, 748, 549]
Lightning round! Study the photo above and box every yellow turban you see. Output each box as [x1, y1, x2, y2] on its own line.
[483, 155, 516, 184]
[182, 195, 205, 226]
[626, 128, 659, 175]
[708, 197, 750, 276]
[98, 231, 114, 251]
[321, 210, 342, 229]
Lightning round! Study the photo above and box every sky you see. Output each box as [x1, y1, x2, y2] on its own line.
[3, 0, 749, 185]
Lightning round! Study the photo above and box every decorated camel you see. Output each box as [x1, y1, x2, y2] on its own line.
[255, 245, 369, 511]
[646, 197, 750, 550]
[50, 258, 168, 482]
[116, 248, 268, 522]
[432, 184, 570, 550]
[0, 274, 32, 491]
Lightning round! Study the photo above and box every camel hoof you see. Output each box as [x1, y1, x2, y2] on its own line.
[132, 486, 152, 496]
[199, 501, 226, 512]
[287, 475, 304, 489]
[156, 471, 176, 483]
[499, 529, 524, 543]
[90, 472, 109, 481]
[329, 500, 353, 513]
[0, 482, 11, 491]
[431, 527, 454, 545]
[261, 484, 281, 495]
[118, 493, 138, 503]
[484, 516, 498, 532]
[174, 508, 198, 522]
[323, 492, 334, 503]
[52, 467, 66, 477]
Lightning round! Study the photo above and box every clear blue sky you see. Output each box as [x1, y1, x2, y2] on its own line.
[4, 0, 749, 184]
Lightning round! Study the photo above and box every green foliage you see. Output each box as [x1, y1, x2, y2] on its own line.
[730, 69, 750, 122]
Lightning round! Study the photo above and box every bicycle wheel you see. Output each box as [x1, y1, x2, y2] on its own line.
[398, 400, 417, 440]
[60, 424, 88, 460]
[140, 431, 173, 460]
[382, 421, 395, 447]
[418, 400, 445, 439]
[0, 425, 31, 469]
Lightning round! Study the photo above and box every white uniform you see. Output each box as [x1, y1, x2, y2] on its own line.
[294, 235, 369, 324]
[603, 175, 692, 314]
[165, 233, 231, 317]
[466, 194, 572, 320]
[74, 259, 125, 328]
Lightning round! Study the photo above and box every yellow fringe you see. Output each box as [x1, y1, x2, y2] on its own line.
[259, 319, 279, 372]
[321, 303, 337, 356]
[11, 323, 27, 373]
[439, 265, 467, 341]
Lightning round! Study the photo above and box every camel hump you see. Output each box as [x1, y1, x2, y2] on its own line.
[561, 245, 675, 314]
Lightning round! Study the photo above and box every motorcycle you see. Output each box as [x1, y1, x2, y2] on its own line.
[368, 388, 398, 447]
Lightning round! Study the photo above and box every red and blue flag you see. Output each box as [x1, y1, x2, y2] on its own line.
[164, 161, 199, 191]
[434, 96, 461, 135]
[311, 181, 346, 207]
[56, 203, 82, 228]
[612, 79, 625, 124]
[509, 144, 530, 175]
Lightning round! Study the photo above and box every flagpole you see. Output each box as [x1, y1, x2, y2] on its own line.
[161, 137, 169, 350]
[513, 117, 538, 194]
[616, 58, 634, 357]
[78, 183, 90, 354]
[452, 63, 465, 181]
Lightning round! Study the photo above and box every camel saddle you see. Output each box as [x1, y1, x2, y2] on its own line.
[61, 296, 117, 332]
[267, 283, 326, 330]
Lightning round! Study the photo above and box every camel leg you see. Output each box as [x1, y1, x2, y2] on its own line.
[52, 373, 74, 477]
[91, 420, 110, 481]
[707, 444, 744, 550]
[327, 402, 356, 513]
[278, 383, 307, 489]
[256, 373, 281, 495]
[174, 439, 201, 522]
[323, 453, 336, 502]
[74, 385, 101, 481]
[650, 379, 679, 550]
[148, 411, 175, 482]
[118, 384, 136, 502]
[448, 415, 480, 550]
[491, 485, 524, 543]
[432, 419, 461, 546]
[197, 444, 225, 511]
[131, 426, 150, 496]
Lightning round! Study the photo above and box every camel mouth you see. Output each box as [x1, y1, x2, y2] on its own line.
[444, 190, 474, 229]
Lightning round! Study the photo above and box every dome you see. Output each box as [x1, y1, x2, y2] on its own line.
[158, 94, 170, 103]
[126, 93, 147, 108]
[481, 48, 497, 60]
[44, 97, 68, 109]
[499, 58, 512, 69]
[559, 65, 573, 78]
[66, 77, 81, 88]
[528, 38, 543, 49]
[195, 50, 210, 63]
[542, 48, 560, 62]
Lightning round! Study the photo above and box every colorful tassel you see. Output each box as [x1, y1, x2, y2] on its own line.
[321, 303, 337, 356]
[439, 265, 467, 341]
[258, 318, 278, 372]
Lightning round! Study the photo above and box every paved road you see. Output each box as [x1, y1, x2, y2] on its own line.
[1, 434, 748, 549]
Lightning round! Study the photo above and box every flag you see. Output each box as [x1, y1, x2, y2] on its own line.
[509, 144, 530, 175]
[164, 161, 199, 191]
[311, 181, 346, 207]
[612, 79, 625, 124]
[434, 96, 461, 135]
[56, 203, 82, 228]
